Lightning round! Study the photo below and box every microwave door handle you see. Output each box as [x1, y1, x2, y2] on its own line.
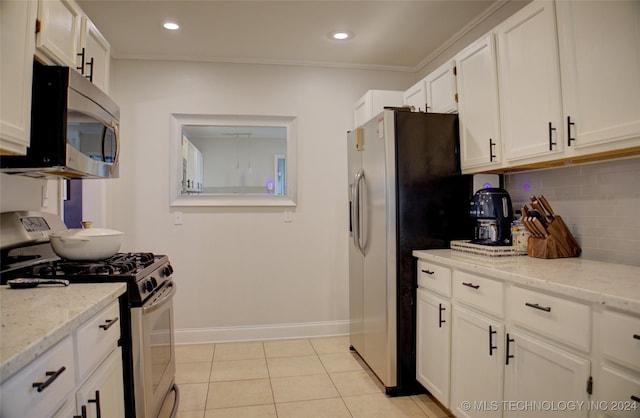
[109, 120, 120, 175]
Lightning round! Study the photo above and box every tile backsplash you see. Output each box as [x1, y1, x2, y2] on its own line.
[505, 156, 640, 267]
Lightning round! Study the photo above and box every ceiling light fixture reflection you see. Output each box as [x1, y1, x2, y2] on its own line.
[163, 22, 180, 30]
[329, 31, 353, 41]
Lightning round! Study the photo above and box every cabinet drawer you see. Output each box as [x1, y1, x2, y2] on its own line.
[596, 365, 640, 418]
[507, 286, 590, 351]
[600, 310, 640, 371]
[0, 336, 75, 418]
[75, 300, 121, 378]
[417, 260, 451, 297]
[452, 270, 504, 318]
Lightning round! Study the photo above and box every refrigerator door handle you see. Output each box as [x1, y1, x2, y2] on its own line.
[353, 169, 365, 255]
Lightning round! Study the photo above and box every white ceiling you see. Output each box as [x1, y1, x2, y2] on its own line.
[76, 0, 501, 71]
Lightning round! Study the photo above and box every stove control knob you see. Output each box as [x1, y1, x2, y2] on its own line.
[145, 280, 154, 293]
[151, 277, 158, 288]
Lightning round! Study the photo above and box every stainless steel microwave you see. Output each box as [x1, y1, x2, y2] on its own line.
[0, 62, 120, 179]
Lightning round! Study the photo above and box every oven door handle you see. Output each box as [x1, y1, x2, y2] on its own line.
[143, 282, 177, 314]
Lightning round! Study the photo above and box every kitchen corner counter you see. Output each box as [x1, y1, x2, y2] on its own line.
[0, 282, 126, 384]
[412, 249, 640, 314]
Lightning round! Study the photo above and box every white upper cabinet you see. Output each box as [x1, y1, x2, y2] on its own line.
[556, 0, 640, 155]
[455, 35, 502, 172]
[36, 0, 82, 67]
[403, 80, 427, 112]
[1, 0, 37, 155]
[424, 60, 457, 114]
[353, 90, 403, 128]
[496, 0, 565, 163]
[79, 16, 111, 93]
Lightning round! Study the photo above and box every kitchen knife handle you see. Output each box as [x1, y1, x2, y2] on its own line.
[438, 304, 446, 328]
[505, 334, 514, 365]
[462, 282, 480, 289]
[525, 302, 552, 312]
[538, 195, 555, 217]
[489, 325, 497, 356]
[567, 116, 576, 146]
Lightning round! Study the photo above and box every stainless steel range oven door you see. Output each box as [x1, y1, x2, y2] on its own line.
[131, 281, 178, 418]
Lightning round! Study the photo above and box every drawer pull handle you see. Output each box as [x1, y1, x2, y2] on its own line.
[462, 282, 480, 289]
[74, 405, 87, 418]
[505, 334, 514, 365]
[631, 395, 640, 403]
[633, 334, 640, 340]
[99, 317, 119, 331]
[32, 366, 66, 392]
[438, 304, 446, 328]
[489, 325, 497, 356]
[525, 302, 551, 313]
[421, 269, 435, 275]
[89, 390, 102, 418]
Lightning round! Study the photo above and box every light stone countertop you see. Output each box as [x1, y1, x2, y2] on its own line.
[413, 249, 640, 314]
[0, 282, 126, 384]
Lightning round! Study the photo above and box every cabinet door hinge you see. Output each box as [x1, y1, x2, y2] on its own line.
[587, 376, 593, 395]
[454, 93, 459, 103]
[35, 19, 41, 34]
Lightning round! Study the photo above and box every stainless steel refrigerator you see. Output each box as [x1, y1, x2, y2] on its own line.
[348, 109, 473, 395]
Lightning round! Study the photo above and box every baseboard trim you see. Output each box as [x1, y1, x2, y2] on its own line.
[175, 320, 350, 345]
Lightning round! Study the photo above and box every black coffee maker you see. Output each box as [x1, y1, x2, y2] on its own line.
[470, 188, 514, 246]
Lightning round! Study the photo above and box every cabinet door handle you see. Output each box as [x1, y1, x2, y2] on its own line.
[548, 122, 557, 150]
[421, 269, 435, 275]
[525, 302, 551, 313]
[77, 47, 86, 74]
[633, 334, 640, 340]
[438, 304, 446, 328]
[89, 390, 102, 418]
[75, 405, 87, 418]
[489, 138, 496, 162]
[489, 325, 497, 356]
[32, 366, 66, 392]
[505, 334, 514, 365]
[462, 282, 480, 289]
[85, 57, 94, 83]
[99, 317, 119, 331]
[567, 116, 576, 146]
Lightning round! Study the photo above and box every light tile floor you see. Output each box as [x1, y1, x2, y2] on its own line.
[175, 335, 453, 418]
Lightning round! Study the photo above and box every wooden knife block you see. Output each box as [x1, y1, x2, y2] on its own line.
[527, 216, 581, 259]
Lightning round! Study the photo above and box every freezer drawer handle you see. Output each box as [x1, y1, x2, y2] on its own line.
[505, 334, 515, 365]
[462, 282, 480, 289]
[99, 317, 119, 331]
[32, 366, 66, 392]
[525, 302, 551, 313]
[421, 269, 435, 275]
[489, 325, 497, 356]
[438, 304, 446, 328]
[633, 334, 640, 340]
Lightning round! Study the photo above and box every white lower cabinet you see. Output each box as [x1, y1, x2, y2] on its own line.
[0, 300, 124, 417]
[75, 348, 125, 418]
[416, 288, 451, 407]
[503, 330, 590, 418]
[450, 305, 504, 418]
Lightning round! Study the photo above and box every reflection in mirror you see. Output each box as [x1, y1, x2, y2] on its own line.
[169, 114, 297, 207]
[182, 125, 286, 195]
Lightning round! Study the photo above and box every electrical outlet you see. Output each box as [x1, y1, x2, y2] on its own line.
[173, 211, 183, 225]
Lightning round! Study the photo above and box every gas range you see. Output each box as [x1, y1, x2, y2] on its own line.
[1, 246, 173, 305]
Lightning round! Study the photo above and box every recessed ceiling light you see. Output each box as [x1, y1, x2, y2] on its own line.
[163, 22, 180, 30]
[329, 31, 353, 41]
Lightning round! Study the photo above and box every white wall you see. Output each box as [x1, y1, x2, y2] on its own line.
[107, 59, 412, 343]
